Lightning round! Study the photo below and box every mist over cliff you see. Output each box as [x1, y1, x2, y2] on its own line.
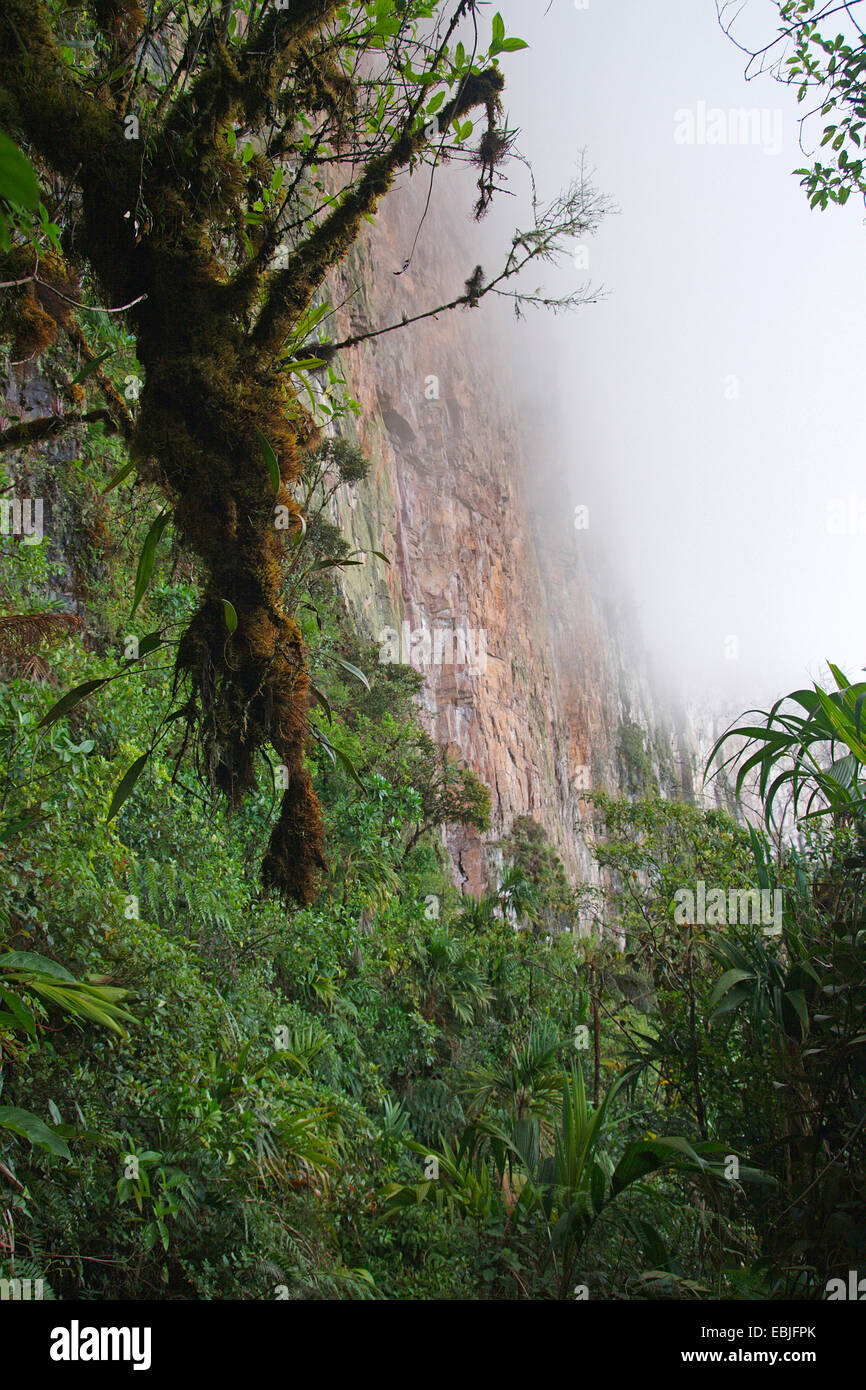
[320, 172, 724, 893]
[492, 0, 866, 716]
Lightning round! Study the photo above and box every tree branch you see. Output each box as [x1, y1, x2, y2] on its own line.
[0, 410, 120, 451]
[250, 66, 505, 358]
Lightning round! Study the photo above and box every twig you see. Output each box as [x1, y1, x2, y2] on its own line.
[0, 1161, 23, 1191]
[32, 279, 147, 315]
[0, 257, 38, 290]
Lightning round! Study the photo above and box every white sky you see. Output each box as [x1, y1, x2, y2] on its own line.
[480, 0, 866, 711]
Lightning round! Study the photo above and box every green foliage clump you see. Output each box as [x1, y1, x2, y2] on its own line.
[2, 1, 863, 1304]
[3, 455, 861, 1298]
[618, 719, 659, 797]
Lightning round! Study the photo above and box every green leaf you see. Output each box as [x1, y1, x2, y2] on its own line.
[0, 807, 50, 841]
[708, 968, 753, 1010]
[102, 458, 136, 494]
[308, 556, 362, 572]
[331, 656, 370, 690]
[285, 357, 326, 373]
[0, 984, 37, 1034]
[710, 982, 753, 1020]
[70, 349, 113, 385]
[222, 599, 238, 633]
[136, 630, 164, 660]
[491, 12, 506, 47]
[106, 751, 150, 823]
[131, 510, 171, 616]
[0, 1105, 70, 1159]
[499, 37, 529, 51]
[0, 951, 75, 982]
[334, 745, 366, 792]
[310, 724, 337, 767]
[255, 426, 281, 493]
[309, 683, 333, 724]
[0, 132, 40, 210]
[307, 724, 365, 790]
[39, 677, 112, 729]
[30, 981, 132, 1035]
[300, 599, 322, 631]
[612, 1136, 703, 1195]
[784, 988, 810, 1034]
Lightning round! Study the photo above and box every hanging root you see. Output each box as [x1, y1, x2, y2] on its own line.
[261, 765, 327, 907]
[176, 586, 327, 905]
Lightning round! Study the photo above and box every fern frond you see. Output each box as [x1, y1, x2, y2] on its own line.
[0, 611, 83, 682]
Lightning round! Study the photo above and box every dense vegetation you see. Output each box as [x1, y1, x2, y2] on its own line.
[2, 405, 865, 1298]
[0, 0, 864, 1303]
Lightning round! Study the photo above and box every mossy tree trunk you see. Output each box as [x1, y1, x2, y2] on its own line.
[0, 0, 503, 902]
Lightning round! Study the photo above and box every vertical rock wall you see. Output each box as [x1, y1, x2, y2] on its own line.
[323, 175, 714, 895]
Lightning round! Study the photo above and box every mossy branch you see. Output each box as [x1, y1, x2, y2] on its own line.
[0, 1, 140, 302]
[0, 410, 120, 451]
[156, 0, 344, 162]
[251, 66, 505, 358]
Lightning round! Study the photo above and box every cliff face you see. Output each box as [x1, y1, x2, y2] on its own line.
[324, 177, 710, 896]
[1, 162, 715, 902]
[1, 166, 720, 905]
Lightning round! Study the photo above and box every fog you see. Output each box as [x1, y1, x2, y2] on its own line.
[470, 0, 866, 714]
